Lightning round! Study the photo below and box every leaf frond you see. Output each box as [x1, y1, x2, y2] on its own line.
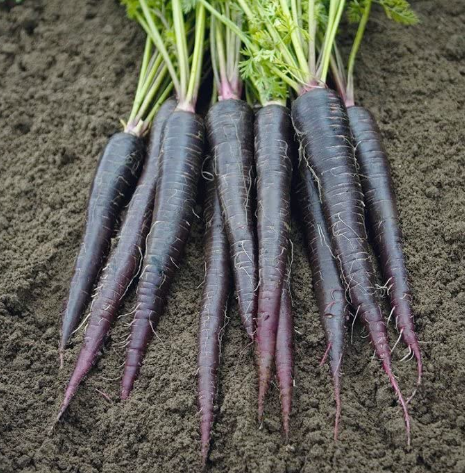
[376, 0, 419, 25]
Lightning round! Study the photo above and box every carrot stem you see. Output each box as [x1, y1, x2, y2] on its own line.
[346, 0, 373, 106]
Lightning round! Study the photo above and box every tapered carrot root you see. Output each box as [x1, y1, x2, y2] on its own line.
[254, 104, 293, 421]
[296, 162, 348, 440]
[60, 133, 145, 355]
[56, 100, 176, 420]
[292, 87, 410, 445]
[275, 270, 293, 440]
[198, 161, 230, 466]
[348, 105, 422, 387]
[121, 110, 204, 399]
[206, 99, 257, 339]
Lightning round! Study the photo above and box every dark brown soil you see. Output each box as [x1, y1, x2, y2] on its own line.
[1, 1, 464, 472]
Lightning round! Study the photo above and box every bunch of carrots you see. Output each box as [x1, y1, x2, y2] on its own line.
[56, 0, 421, 465]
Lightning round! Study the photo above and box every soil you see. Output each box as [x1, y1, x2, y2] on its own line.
[1, 0, 464, 472]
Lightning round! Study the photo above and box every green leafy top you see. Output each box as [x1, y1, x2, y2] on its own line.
[348, 0, 418, 25]
[232, 0, 345, 94]
[238, 2, 299, 104]
[122, 0, 206, 111]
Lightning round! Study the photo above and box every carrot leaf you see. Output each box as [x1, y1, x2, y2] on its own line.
[376, 0, 419, 25]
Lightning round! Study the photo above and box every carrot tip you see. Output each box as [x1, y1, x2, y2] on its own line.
[283, 422, 290, 444]
[333, 375, 342, 442]
[319, 343, 332, 367]
[200, 446, 209, 469]
[406, 345, 422, 403]
[56, 406, 66, 423]
[383, 361, 411, 446]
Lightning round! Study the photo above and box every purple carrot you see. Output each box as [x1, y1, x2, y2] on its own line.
[198, 161, 231, 466]
[121, 110, 204, 399]
[254, 104, 293, 421]
[275, 266, 293, 440]
[56, 99, 176, 420]
[60, 132, 145, 358]
[292, 87, 411, 444]
[206, 99, 257, 339]
[347, 105, 422, 387]
[296, 161, 348, 440]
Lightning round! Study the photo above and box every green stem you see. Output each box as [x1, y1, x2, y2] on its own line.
[129, 36, 153, 122]
[308, 0, 316, 76]
[210, 14, 220, 90]
[130, 52, 163, 122]
[136, 64, 168, 121]
[330, 50, 346, 102]
[145, 82, 174, 124]
[215, 15, 228, 87]
[281, 0, 308, 77]
[318, 0, 346, 83]
[184, 3, 206, 109]
[270, 64, 300, 92]
[224, 3, 233, 79]
[346, 0, 372, 106]
[172, 0, 190, 96]
[199, 0, 252, 49]
[137, 0, 181, 96]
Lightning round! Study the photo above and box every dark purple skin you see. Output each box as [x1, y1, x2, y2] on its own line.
[275, 268, 293, 440]
[348, 105, 422, 387]
[206, 99, 257, 340]
[60, 132, 145, 355]
[254, 104, 293, 421]
[296, 161, 348, 440]
[198, 162, 231, 466]
[121, 110, 204, 399]
[55, 99, 176, 420]
[292, 87, 411, 444]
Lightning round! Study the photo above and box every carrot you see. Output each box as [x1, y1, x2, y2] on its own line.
[56, 98, 176, 420]
[326, 0, 421, 390]
[275, 264, 293, 440]
[202, 2, 297, 423]
[121, 108, 204, 399]
[60, 132, 145, 356]
[59, 26, 173, 360]
[218, 0, 412, 443]
[296, 160, 348, 440]
[348, 106, 422, 386]
[206, 99, 257, 340]
[121, 0, 207, 398]
[292, 87, 410, 443]
[254, 104, 293, 421]
[331, 0, 422, 388]
[198, 160, 230, 466]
